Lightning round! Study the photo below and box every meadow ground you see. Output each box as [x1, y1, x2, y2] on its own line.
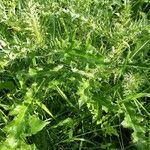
[0, 0, 150, 149]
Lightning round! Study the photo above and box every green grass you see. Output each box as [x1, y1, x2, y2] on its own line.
[0, 0, 150, 149]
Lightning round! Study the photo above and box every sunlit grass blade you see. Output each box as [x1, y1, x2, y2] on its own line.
[36, 101, 55, 119]
[55, 85, 75, 108]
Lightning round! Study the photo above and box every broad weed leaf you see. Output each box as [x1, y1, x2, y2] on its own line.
[28, 115, 49, 135]
[0, 135, 36, 150]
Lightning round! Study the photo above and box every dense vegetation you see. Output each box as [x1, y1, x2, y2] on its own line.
[0, 0, 150, 149]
